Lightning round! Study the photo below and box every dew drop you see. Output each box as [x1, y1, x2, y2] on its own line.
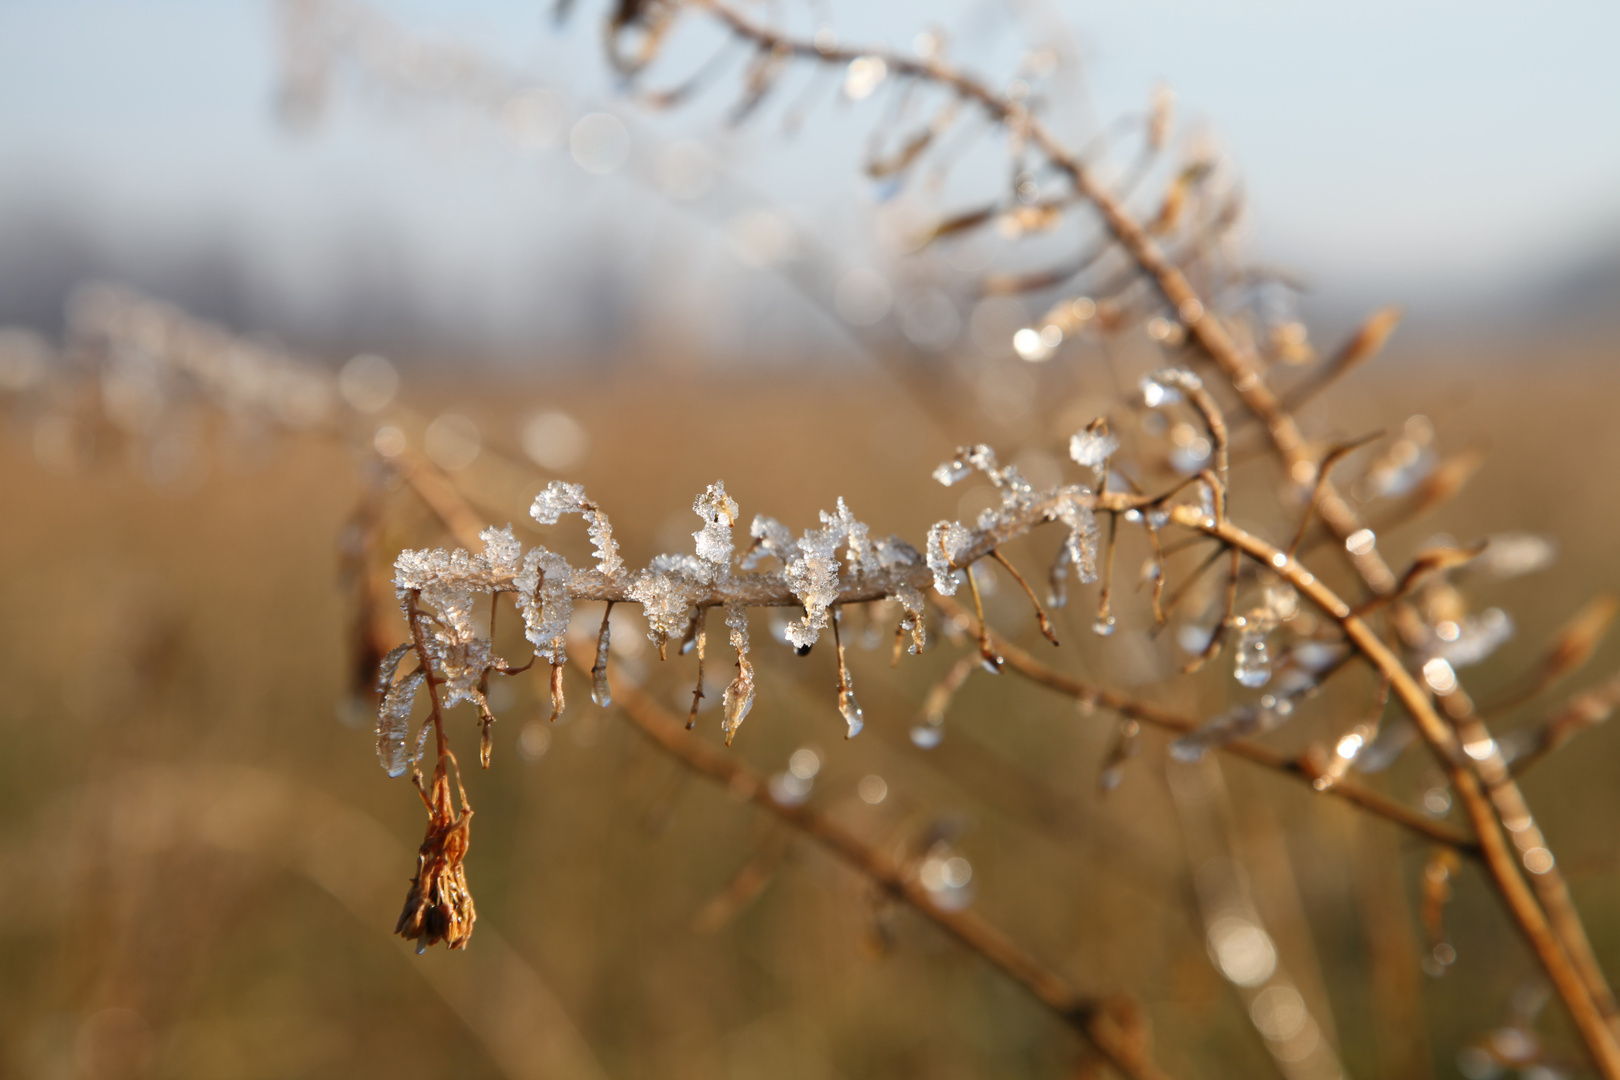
[1092, 615, 1117, 637]
[1234, 629, 1272, 688]
[840, 689, 865, 739]
[910, 724, 944, 749]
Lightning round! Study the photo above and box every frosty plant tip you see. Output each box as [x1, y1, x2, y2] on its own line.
[375, 453, 1115, 951]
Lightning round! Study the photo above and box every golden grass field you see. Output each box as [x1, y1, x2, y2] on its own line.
[4, 335, 1620, 1079]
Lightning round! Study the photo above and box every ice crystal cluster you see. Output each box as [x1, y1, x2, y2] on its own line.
[927, 444, 1101, 601]
[376, 463, 1101, 765]
[371, 442, 1116, 769]
[1068, 420, 1118, 474]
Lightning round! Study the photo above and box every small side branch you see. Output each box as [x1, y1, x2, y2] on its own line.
[602, 662, 1175, 1080]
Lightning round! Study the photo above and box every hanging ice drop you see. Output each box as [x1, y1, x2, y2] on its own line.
[839, 688, 865, 739]
[1234, 627, 1272, 688]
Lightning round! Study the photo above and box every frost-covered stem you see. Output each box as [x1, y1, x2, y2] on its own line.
[932, 594, 1474, 852]
[1164, 507, 1620, 1074]
[396, 465, 1095, 619]
[404, 591, 472, 820]
[600, 658, 1174, 1080]
[405, 590, 449, 762]
[388, 437, 1616, 1047]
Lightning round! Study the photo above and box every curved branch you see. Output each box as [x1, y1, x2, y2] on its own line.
[601, 661, 1176, 1080]
[1165, 506, 1620, 1074]
[931, 595, 1477, 854]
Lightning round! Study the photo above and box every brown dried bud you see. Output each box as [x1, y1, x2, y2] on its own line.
[1330, 306, 1402, 377]
[397, 767, 477, 952]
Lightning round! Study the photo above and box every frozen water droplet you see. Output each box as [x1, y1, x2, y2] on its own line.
[1092, 615, 1116, 637]
[1069, 425, 1118, 470]
[1234, 629, 1272, 688]
[723, 673, 754, 739]
[840, 688, 865, 739]
[910, 724, 944, 749]
[1169, 736, 1205, 763]
[377, 670, 424, 778]
[591, 610, 613, 708]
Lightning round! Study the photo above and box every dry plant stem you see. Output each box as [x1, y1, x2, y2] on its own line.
[1442, 695, 1619, 1021]
[388, 405, 1617, 1054]
[1510, 672, 1620, 777]
[1096, 513, 1119, 633]
[1276, 306, 1404, 416]
[931, 594, 1473, 854]
[404, 439, 1466, 854]
[687, 607, 708, 729]
[964, 564, 1004, 671]
[601, 665, 1174, 1080]
[1161, 506, 1620, 1072]
[396, 448, 490, 552]
[1181, 547, 1239, 675]
[1121, 147, 1576, 1009]
[1181, 386, 1230, 504]
[1143, 525, 1168, 625]
[1153, 543, 1225, 631]
[691, 830, 789, 934]
[694, 0, 1397, 594]
[990, 548, 1059, 644]
[1482, 594, 1620, 717]
[1286, 434, 1382, 558]
[1092, 169, 1614, 1018]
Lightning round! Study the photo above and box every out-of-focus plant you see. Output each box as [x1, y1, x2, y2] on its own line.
[6, 1, 1620, 1076]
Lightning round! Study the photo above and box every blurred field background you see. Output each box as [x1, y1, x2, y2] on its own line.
[5, 344, 1620, 1078]
[4, 2, 1620, 1079]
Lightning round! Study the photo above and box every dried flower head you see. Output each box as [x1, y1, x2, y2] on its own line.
[396, 761, 477, 952]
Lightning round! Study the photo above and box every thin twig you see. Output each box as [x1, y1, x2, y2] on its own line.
[602, 663, 1175, 1080]
[932, 595, 1476, 853]
[990, 548, 1059, 644]
[1286, 433, 1383, 558]
[1162, 505, 1620, 1069]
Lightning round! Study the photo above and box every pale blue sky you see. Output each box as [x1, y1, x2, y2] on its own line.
[1, 0, 1617, 346]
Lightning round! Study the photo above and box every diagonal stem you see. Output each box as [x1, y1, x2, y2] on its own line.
[599, 661, 1177, 1080]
